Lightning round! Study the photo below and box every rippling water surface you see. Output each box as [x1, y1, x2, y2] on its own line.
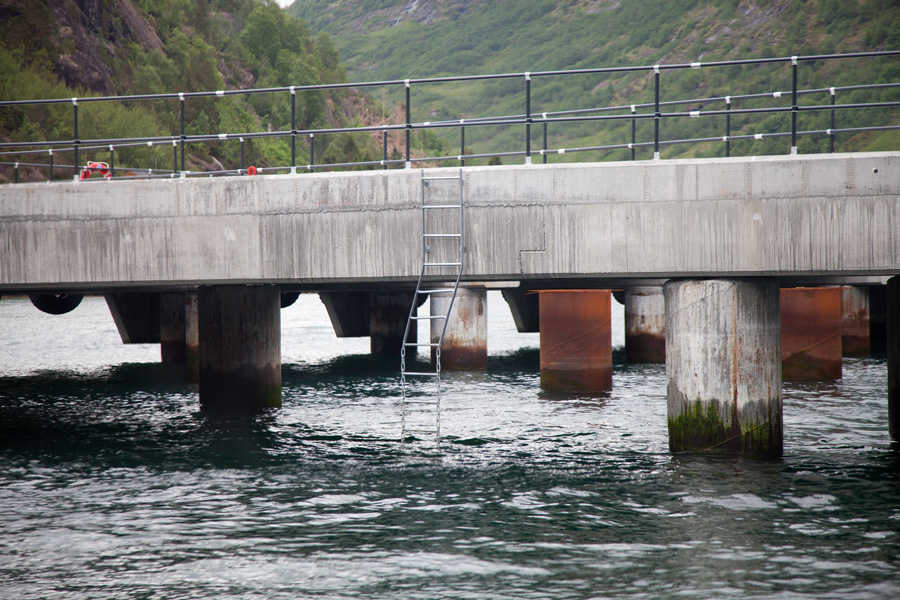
[1, 294, 899, 599]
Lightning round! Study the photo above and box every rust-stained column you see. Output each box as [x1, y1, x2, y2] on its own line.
[198, 285, 281, 411]
[539, 290, 612, 392]
[371, 290, 416, 355]
[888, 277, 900, 439]
[431, 287, 487, 370]
[160, 293, 186, 364]
[841, 286, 871, 357]
[185, 292, 199, 382]
[665, 279, 782, 454]
[625, 286, 665, 363]
[781, 287, 842, 380]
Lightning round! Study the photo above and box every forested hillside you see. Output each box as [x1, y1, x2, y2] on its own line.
[289, 0, 900, 161]
[0, 0, 380, 181]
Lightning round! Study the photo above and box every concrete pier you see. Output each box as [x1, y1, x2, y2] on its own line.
[624, 286, 665, 363]
[371, 291, 416, 355]
[781, 287, 842, 380]
[539, 290, 612, 392]
[841, 286, 871, 357]
[889, 277, 900, 439]
[431, 287, 487, 370]
[665, 279, 782, 454]
[160, 293, 186, 364]
[185, 292, 199, 382]
[198, 285, 281, 411]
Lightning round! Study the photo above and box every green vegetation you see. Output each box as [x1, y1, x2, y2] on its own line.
[289, 0, 900, 162]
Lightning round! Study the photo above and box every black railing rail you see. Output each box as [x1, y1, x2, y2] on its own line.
[1, 50, 899, 182]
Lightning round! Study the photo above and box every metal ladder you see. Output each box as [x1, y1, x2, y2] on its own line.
[400, 169, 465, 444]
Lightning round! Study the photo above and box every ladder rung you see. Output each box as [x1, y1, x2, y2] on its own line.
[417, 288, 456, 294]
[423, 204, 461, 209]
[405, 342, 440, 347]
[404, 400, 438, 405]
[423, 233, 462, 238]
[411, 315, 446, 320]
[403, 371, 439, 377]
[424, 262, 461, 267]
[423, 175, 462, 181]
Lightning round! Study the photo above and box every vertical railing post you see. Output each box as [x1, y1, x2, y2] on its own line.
[240, 137, 245, 172]
[383, 125, 389, 169]
[172, 141, 177, 175]
[49, 149, 54, 180]
[631, 104, 637, 161]
[72, 98, 79, 179]
[543, 119, 548, 164]
[829, 87, 836, 153]
[525, 72, 532, 165]
[405, 80, 411, 169]
[14, 162, 18, 184]
[179, 93, 186, 175]
[791, 55, 798, 155]
[309, 133, 315, 172]
[110, 145, 115, 178]
[653, 65, 660, 160]
[460, 122, 466, 167]
[290, 86, 297, 174]
[725, 96, 732, 158]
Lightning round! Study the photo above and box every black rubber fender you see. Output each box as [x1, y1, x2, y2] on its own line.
[29, 293, 84, 315]
[280, 291, 300, 309]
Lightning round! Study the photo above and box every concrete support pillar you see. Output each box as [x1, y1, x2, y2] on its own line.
[665, 279, 782, 454]
[625, 286, 666, 363]
[431, 287, 487, 370]
[888, 277, 900, 439]
[198, 285, 281, 411]
[185, 292, 199, 382]
[539, 290, 612, 392]
[841, 286, 871, 357]
[781, 287, 842, 380]
[160, 293, 186, 364]
[371, 291, 416, 355]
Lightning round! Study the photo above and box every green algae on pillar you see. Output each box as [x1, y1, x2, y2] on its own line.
[665, 279, 782, 455]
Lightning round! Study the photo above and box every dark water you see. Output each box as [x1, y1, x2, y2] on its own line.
[1, 295, 899, 599]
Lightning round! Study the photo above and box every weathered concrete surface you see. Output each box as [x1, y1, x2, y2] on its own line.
[431, 288, 487, 370]
[889, 277, 900, 440]
[198, 285, 280, 411]
[841, 286, 871, 357]
[539, 290, 612, 392]
[665, 279, 782, 454]
[781, 287, 842, 380]
[625, 286, 665, 363]
[2, 153, 899, 293]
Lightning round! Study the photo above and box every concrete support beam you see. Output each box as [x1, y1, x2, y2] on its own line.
[501, 287, 540, 333]
[781, 287, 842, 380]
[539, 290, 612, 392]
[431, 288, 487, 370]
[888, 277, 900, 439]
[160, 293, 186, 364]
[370, 291, 416, 355]
[105, 293, 160, 344]
[198, 285, 281, 411]
[842, 286, 871, 357]
[319, 291, 370, 337]
[185, 292, 199, 382]
[665, 279, 782, 454]
[625, 286, 665, 363]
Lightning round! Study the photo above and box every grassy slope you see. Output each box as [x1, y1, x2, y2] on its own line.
[288, 0, 900, 162]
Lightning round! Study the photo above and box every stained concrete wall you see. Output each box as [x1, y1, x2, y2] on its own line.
[2, 152, 899, 292]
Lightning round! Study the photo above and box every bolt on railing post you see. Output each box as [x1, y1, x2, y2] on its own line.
[240, 137, 245, 171]
[543, 119, 548, 164]
[791, 56, 798, 155]
[653, 66, 660, 160]
[725, 96, 732, 158]
[309, 133, 315, 172]
[460, 123, 466, 167]
[179, 93, 186, 175]
[72, 98, 79, 179]
[110, 145, 115, 177]
[525, 72, 532, 165]
[405, 80, 411, 169]
[290, 86, 297, 174]
[49, 149, 54, 180]
[631, 104, 636, 161]
[829, 87, 836, 153]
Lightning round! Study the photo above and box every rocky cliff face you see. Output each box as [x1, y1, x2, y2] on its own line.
[289, 0, 491, 34]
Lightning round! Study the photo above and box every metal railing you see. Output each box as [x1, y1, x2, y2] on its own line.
[1, 50, 899, 182]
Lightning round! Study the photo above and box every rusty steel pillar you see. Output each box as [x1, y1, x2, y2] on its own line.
[625, 286, 665, 363]
[431, 287, 487, 370]
[160, 293, 186, 364]
[841, 286, 871, 357]
[888, 277, 900, 440]
[371, 290, 416, 355]
[185, 292, 199, 382]
[665, 279, 782, 455]
[198, 285, 281, 411]
[781, 287, 842, 380]
[539, 290, 612, 392]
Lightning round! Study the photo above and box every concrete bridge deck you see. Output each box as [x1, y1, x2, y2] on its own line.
[2, 152, 898, 294]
